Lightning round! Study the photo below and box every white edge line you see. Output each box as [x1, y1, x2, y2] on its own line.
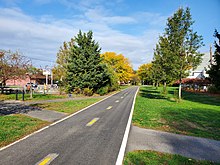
[115, 86, 139, 165]
[0, 89, 125, 152]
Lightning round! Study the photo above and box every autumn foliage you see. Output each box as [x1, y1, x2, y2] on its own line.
[101, 52, 134, 83]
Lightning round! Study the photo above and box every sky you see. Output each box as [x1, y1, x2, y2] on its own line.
[0, 0, 219, 70]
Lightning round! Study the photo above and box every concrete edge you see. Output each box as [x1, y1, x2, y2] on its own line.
[0, 88, 127, 152]
[115, 86, 139, 165]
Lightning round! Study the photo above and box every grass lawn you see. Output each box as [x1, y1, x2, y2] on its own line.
[0, 114, 49, 147]
[133, 86, 220, 140]
[31, 98, 102, 114]
[124, 150, 217, 165]
[0, 93, 67, 101]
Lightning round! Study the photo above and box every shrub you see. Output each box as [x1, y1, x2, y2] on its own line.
[74, 87, 82, 94]
[97, 86, 109, 96]
[208, 85, 220, 94]
[83, 88, 93, 96]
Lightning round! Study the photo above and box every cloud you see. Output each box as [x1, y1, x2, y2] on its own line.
[85, 8, 136, 25]
[0, 6, 164, 69]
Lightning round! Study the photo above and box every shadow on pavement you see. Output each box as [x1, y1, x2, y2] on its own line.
[0, 101, 41, 116]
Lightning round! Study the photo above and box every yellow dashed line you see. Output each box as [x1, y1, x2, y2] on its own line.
[106, 106, 112, 110]
[86, 118, 99, 126]
[36, 153, 59, 165]
[38, 157, 51, 165]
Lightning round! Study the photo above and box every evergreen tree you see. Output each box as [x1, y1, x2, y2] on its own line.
[66, 30, 110, 93]
[207, 30, 220, 90]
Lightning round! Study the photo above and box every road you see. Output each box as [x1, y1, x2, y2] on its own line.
[0, 86, 138, 165]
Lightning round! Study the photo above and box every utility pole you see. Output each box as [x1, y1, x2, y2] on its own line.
[51, 69, 53, 86]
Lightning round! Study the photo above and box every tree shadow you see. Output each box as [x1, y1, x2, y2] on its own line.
[181, 90, 220, 107]
[139, 87, 167, 100]
[0, 101, 42, 116]
[160, 106, 220, 140]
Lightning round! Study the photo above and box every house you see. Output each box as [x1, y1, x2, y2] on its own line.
[187, 52, 211, 79]
[6, 73, 49, 87]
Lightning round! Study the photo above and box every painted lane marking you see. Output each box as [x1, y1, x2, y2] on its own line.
[115, 87, 139, 165]
[121, 96, 124, 99]
[36, 153, 59, 165]
[86, 118, 99, 126]
[106, 106, 112, 110]
[115, 100, 119, 103]
[0, 87, 130, 152]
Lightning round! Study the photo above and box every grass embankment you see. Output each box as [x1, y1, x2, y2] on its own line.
[31, 98, 102, 114]
[0, 114, 49, 147]
[0, 93, 67, 101]
[133, 86, 220, 140]
[124, 150, 217, 165]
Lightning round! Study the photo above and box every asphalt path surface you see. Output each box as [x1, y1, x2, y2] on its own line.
[0, 87, 138, 165]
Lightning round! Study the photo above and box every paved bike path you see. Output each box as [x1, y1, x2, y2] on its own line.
[126, 126, 220, 163]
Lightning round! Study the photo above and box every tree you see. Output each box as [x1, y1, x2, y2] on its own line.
[101, 52, 133, 84]
[0, 50, 31, 86]
[130, 71, 140, 85]
[154, 7, 204, 99]
[54, 38, 75, 82]
[66, 30, 111, 93]
[137, 63, 152, 85]
[207, 30, 220, 90]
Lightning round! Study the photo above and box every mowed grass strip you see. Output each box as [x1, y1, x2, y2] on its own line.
[0, 93, 67, 101]
[31, 98, 102, 114]
[133, 86, 220, 140]
[0, 114, 49, 147]
[124, 150, 217, 165]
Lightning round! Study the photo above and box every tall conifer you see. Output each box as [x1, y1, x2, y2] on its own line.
[207, 30, 220, 90]
[66, 30, 110, 92]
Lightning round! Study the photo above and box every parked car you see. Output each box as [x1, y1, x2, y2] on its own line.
[26, 83, 38, 88]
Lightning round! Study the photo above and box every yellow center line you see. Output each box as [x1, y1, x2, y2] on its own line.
[86, 118, 99, 126]
[38, 158, 51, 165]
[36, 153, 59, 165]
[106, 106, 112, 110]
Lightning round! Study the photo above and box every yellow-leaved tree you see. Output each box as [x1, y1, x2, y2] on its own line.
[101, 52, 134, 84]
[137, 63, 152, 85]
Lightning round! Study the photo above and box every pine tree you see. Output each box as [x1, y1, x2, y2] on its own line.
[207, 30, 220, 90]
[66, 30, 110, 93]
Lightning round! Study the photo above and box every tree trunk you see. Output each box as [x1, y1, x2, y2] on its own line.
[178, 80, 182, 100]
[156, 82, 158, 89]
[30, 87, 33, 99]
[163, 81, 167, 94]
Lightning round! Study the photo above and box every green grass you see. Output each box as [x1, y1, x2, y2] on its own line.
[124, 150, 218, 165]
[0, 93, 67, 101]
[120, 85, 132, 90]
[133, 86, 220, 140]
[31, 98, 102, 114]
[0, 114, 49, 147]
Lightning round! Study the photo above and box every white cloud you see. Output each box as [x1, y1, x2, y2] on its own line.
[0, 6, 164, 69]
